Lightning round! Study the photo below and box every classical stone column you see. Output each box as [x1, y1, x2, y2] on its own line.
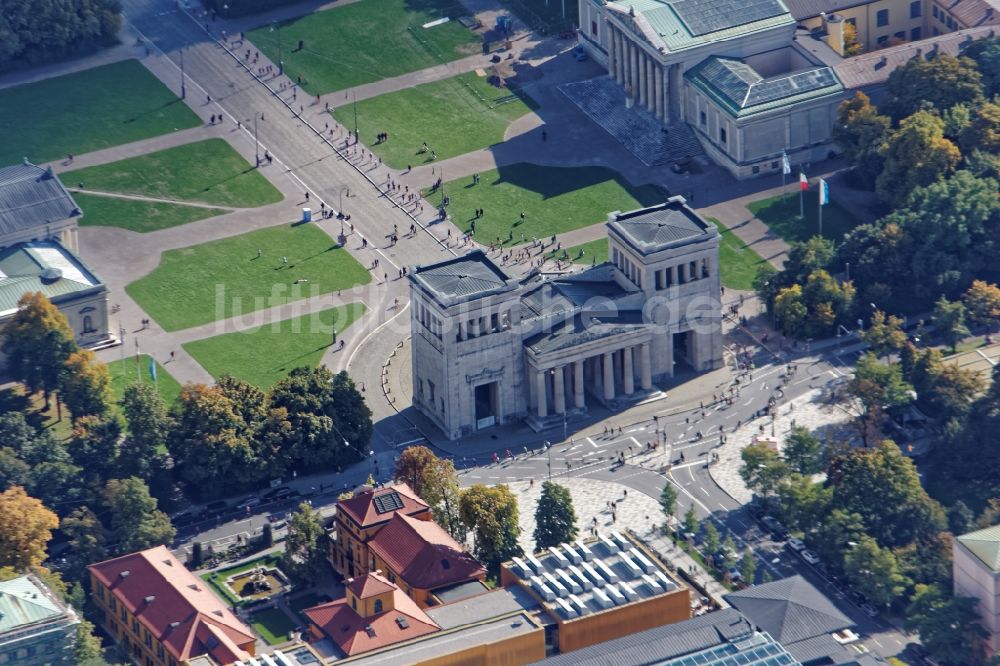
[457, 322, 465, 341]
[603, 352, 615, 401]
[536, 370, 548, 418]
[654, 64, 664, 119]
[616, 29, 625, 83]
[574, 360, 585, 408]
[662, 66, 671, 119]
[630, 43, 639, 101]
[553, 367, 566, 414]
[639, 54, 648, 107]
[623, 346, 635, 395]
[608, 27, 617, 82]
[640, 343, 653, 390]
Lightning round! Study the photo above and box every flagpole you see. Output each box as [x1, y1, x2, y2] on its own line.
[799, 181, 804, 220]
[818, 191, 823, 237]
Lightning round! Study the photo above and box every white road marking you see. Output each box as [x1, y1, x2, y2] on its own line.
[700, 487, 710, 495]
[586, 437, 597, 448]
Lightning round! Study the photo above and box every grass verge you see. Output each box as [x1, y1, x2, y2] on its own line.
[74, 192, 227, 233]
[125, 223, 371, 331]
[183, 304, 366, 389]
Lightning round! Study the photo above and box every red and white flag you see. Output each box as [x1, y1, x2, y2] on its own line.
[799, 171, 808, 191]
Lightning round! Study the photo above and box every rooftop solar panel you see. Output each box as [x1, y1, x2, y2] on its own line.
[372, 491, 405, 514]
[668, 0, 786, 36]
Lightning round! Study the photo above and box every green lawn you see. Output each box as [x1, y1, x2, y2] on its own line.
[426, 164, 663, 241]
[0, 59, 200, 165]
[125, 223, 371, 331]
[747, 190, 859, 245]
[288, 592, 325, 620]
[708, 218, 768, 291]
[251, 607, 297, 646]
[65, 139, 282, 208]
[565, 238, 608, 265]
[109, 354, 183, 409]
[184, 303, 366, 390]
[247, 0, 478, 95]
[333, 72, 537, 169]
[74, 192, 228, 233]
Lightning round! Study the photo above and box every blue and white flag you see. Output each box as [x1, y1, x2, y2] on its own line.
[819, 178, 829, 205]
[149, 357, 157, 381]
[781, 152, 791, 175]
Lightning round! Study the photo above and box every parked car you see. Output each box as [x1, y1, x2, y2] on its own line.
[571, 45, 589, 61]
[860, 602, 879, 618]
[263, 487, 299, 501]
[171, 510, 197, 527]
[761, 516, 789, 539]
[241, 495, 261, 509]
[800, 549, 821, 565]
[787, 537, 806, 552]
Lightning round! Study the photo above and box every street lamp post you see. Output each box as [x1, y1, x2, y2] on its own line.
[338, 186, 350, 236]
[271, 22, 283, 74]
[180, 47, 186, 99]
[253, 113, 260, 166]
[352, 92, 358, 142]
[545, 441, 552, 480]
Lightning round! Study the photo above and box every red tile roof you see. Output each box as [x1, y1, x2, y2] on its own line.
[368, 513, 486, 591]
[346, 572, 396, 599]
[337, 483, 430, 529]
[88, 546, 255, 664]
[304, 576, 439, 656]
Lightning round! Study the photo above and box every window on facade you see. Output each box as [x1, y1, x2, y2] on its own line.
[428, 380, 435, 403]
[375, 599, 384, 613]
[719, 127, 727, 144]
[352, 598, 357, 611]
[120, 607, 127, 622]
[109, 597, 116, 611]
[770, 161, 778, 169]
[876, 8, 889, 26]
[894, 30, 906, 40]
[132, 619, 140, 635]
[591, 20, 597, 35]
[752, 166, 760, 174]
[877, 35, 889, 45]
[370, 557, 376, 570]
[699, 111, 706, 126]
[82, 314, 94, 333]
[911, 27, 922, 39]
[846, 16, 857, 25]
[145, 633, 152, 648]
[157, 645, 165, 660]
[97, 586, 104, 599]
[910, 0, 921, 17]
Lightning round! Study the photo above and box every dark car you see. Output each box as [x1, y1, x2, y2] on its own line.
[761, 516, 789, 539]
[200, 500, 229, 519]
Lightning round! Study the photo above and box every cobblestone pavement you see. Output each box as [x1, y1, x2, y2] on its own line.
[708, 387, 855, 504]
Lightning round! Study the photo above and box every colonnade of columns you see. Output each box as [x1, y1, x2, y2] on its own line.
[533, 342, 653, 417]
[606, 23, 668, 120]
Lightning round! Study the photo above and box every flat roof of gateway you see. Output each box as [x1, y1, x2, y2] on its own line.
[431, 579, 491, 604]
[608, 199, 716, 255]
[505, 532, 686, 622]
[409, 249, 516, 308]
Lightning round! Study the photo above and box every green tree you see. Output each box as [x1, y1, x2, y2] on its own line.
[776, 474, 832, 532]
[683, 505, 698, 536]
[862, 310, 907, 359]
[833, 92, 890, 185]
[739, 550, 757, 585]
[120, 382, 172, 480]
[885, 53, 984, 121]
[0, 486, 58, 570]
[845, 353, 914, 446]
[168, 384, 259, 495]
[773, 285, 808, 337]
[965, 36, 1000, 97]
[74, 619, 107, 665]
[459, 484, 522, 574]
[827, 440, 946, 548]
[393, 446, 464, 540]
[102, 477, 175, 552]
[960, 101, 1000, 155]
[722, 533, 737, 567]
[965, 280, 1000, 333]
[60, 507, 106, 581]
[806, 509, 865, 575]
[948, 500, 975, 536]
[906, 584, 987, 666]
[68, 414, 122, 489]
[753, 263, 780, 314]
[933, 296, 970, 352]
[283, 501, 327, 581]
[740, 443, 791, 497]
[876, 111, 961, 208]
[61, 350, 113, 419]
[533, 481, 578, 550]
[190, 541, 204, 568]
[783, 426, 824, 475]
[1, 292, 78, 400]
[660, 481, 678, 525]
[703, 520, 720, 555]
[842, 536, 909, 607]
[0, 0, 122, 70]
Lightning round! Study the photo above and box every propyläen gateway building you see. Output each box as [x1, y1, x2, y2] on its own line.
[408, 199, 723, 440]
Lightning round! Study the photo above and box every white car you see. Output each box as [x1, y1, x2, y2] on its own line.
[787, 537, 806, 552]
[800, 549, 821, 565]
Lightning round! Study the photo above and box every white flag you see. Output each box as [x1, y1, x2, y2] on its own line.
[781, 152, 791, 175]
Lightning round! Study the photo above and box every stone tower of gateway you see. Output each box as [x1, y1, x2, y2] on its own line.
[409, 198, 723, 441]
